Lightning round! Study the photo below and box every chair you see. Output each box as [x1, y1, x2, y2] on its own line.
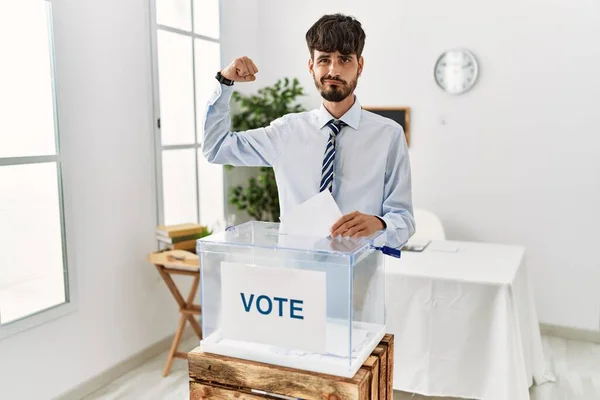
[409, 208, 446, 243]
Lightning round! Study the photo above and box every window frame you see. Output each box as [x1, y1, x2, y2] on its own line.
[0, 0, 76, 340]
[148, 0, 224, 228]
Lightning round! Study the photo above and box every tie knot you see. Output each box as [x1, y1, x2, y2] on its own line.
[326, 119, 346, 136]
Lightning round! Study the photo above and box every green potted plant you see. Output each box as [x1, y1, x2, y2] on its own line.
[227, 77, 306, 222]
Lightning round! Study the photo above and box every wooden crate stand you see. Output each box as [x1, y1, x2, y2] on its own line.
[188, 334, 394, 400]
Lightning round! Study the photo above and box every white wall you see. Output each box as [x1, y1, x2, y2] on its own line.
[0, 0, 184, 398]
[227, 0, 600, 330]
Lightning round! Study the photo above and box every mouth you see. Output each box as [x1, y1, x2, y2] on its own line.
[324, 79, 344, 86]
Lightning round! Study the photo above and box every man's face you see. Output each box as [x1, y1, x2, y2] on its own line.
[309, 50, 363, 102]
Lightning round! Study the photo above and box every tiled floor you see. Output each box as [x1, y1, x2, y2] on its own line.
[84, 335, 600, 399]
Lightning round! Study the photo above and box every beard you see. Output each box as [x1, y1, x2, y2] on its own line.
[313, 73, 358, 102]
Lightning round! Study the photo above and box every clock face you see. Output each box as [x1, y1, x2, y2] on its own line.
[434, 49, 479, 94]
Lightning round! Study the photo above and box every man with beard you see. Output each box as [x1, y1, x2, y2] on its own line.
[202, 13, 415, 249]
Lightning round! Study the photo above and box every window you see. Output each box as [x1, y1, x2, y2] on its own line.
[150, 0, 225, 229]
[0, 0, 71, 337]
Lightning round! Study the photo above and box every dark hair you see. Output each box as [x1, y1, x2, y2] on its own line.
[305, 14, 366, 59]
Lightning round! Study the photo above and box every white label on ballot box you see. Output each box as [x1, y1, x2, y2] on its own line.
[221, 261, 326, 353]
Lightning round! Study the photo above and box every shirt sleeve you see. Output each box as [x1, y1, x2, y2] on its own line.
[379, 129, 416, 248]
[200, 81, 287, 167]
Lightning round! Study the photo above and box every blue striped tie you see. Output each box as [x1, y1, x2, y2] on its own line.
[320, 119, 347, 193]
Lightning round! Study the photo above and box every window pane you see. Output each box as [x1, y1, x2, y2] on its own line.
[0, 1, 56, 158]
[156, 0, 191, 31]
[157, 30, 195, 146]
[162, 149, 198, 225]
[0, 163, 65, 325]
[195, 39, 221, 142]
[193, 0, 220, 39]
[197, 149, 224, 231]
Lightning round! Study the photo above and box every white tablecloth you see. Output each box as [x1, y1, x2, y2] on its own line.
[384, 240, 554, 400]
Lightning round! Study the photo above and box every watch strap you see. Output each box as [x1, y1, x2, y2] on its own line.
[215, 71, 234, 86]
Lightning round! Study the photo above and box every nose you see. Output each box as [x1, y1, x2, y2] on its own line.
[328, 59, 342, 77]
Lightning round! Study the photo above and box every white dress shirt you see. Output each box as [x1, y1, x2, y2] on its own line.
[201, 82, 415, 248]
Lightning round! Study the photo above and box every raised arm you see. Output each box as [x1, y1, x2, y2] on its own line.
[201, 57, 286, 167]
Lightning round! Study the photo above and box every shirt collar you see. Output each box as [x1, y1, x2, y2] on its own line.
[317, 95, 362, 131]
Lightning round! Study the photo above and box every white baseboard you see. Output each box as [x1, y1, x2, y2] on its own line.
[540, 323, 600, 344]
[55, 328, 195, 400]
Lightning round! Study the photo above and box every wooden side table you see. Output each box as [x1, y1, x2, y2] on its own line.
[147, 249, 202, 376]
[188, 334, 395, 399]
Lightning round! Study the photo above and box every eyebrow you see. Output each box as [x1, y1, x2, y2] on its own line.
[316, 54, 353, 61]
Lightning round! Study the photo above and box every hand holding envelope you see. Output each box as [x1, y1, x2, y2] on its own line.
[279, 191, 385, 239]
[279, 191, 342, 237]
[329, 210, 386, 238]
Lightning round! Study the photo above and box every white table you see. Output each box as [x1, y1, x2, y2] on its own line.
[384, 240, 554, 399]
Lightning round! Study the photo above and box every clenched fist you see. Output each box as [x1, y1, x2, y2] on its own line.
[220, 56, 259, 82]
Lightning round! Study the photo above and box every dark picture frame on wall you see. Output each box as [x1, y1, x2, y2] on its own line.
[363, 106, 411, 146]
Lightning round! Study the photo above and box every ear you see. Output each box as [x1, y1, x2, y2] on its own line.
[358, 56, 364, 76]
[308, 57, 314, 75]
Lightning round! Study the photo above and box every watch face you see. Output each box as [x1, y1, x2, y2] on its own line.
[434, 49, 478, 94]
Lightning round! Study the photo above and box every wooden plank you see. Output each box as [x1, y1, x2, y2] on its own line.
[167, 268, 199, 276]
[163, 314, 186, 377]
[371, 346, 387, 400]
[190, 381, 280, 400]
[381, 334, 395, 399]
[154, 265, 187, 307]
[358, 370, 370, 400]
[181, 308, 201, 315]
[360, 355, 379, 400]
[190, 305, 202, 312]
[148, 249, 199, 270]
[188, 348, 371, 400]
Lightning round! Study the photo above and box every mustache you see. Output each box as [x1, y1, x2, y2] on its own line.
[321, 76, 346, 85]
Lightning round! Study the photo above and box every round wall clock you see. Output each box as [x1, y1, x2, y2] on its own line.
[434, 49, 479, 95]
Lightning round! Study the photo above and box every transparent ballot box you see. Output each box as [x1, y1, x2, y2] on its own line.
[197, 221, 391, 378]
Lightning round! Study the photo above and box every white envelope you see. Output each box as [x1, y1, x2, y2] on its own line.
[279, 191, 343, 238]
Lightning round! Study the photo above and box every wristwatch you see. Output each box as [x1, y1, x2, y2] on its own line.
[215, 71, 234, 86]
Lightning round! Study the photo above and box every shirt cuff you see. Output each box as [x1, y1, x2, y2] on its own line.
[378, 215, 405, 249]
[208, 79, 233, 102]
[374, 215, 387, 229]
